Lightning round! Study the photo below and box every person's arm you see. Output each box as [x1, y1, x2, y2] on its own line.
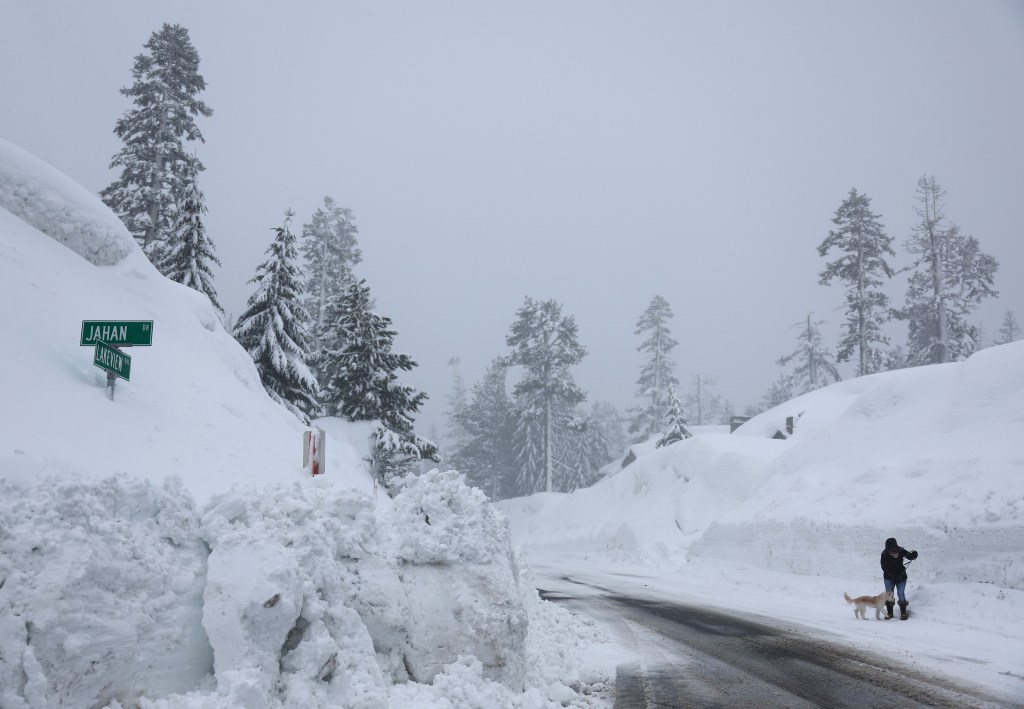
[905, 548, 918, 561]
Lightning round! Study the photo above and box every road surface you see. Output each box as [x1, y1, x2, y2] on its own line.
[540, 577, 1013, 708]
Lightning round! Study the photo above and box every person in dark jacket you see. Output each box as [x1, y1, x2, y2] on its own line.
[881, 537, 918, 619]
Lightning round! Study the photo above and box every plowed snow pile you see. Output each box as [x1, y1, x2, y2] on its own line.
[0, 139, 614, 708]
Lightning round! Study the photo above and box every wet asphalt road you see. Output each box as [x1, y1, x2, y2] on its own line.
[540, 582, 1014, 709]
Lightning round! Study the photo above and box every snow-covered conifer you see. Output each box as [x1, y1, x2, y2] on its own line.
[160, 160, 222, 313]
[818, 189, 895, 376]
[996, 310, 1021, 345]
[300, 197, 362, 344]
[898, 176, 998, 365]
[656, 386, 692, 448]
[233, 210, 319, 422]
[511, 399, 546, 496]
[101, 23, 212, 262]
[506, 297, 587, 493]
[776, 315, 841, 395]
[562, 416, 609, 491]
[684, 375, 733, 426]
[590, 401, 627, 464]
[320, 279, 436, 486]
[629, 295, 680, 441]
[442, 356, 471, 469]
[452, 358, 517, 498]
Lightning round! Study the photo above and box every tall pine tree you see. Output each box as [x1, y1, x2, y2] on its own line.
[629, 295, 680, 441]
[505, 297, 587, 493]
[776, 314, 841, 395]
[563, 415, 609, 491]
[898, 176, 998, 365]
[818, 188, 895, 376]
[453, 358, 517, 499]
[590, 401, 627, 464]
[758, 372, 796, 413]
[995, 310, 1021, 345]
[101, 23, 212, 263]
[442, 356, 471, 470]
[685, 374, 733, 426]
[233, 210, 319, 422]
[160, 160, 222, 314]
[300, 197, 362, 348]
[511, 398, 546, 496]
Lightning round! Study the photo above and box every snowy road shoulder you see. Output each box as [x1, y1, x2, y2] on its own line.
[524, 552, 1024, 706]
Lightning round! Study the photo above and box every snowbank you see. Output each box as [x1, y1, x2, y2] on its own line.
[0, 476, 211, 709]
[0, 174, 312, 506]
[503, 341, 1024, 590]
[0, 471, 612, 708]
[0, 138, 135, 265]
[0, 139, 614, 707]
[501, 434, 781, 561]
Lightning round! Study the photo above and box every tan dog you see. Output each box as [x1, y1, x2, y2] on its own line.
[844, 590, 895, 620]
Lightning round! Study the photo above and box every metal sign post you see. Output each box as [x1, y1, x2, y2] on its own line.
[82, 320, 150, 400]
[93, 341, 131, 400]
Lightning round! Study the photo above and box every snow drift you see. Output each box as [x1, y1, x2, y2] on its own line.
[0, 141, 612, 708]
[502, 340, 1024, 590]
[0, 137, 135, 266]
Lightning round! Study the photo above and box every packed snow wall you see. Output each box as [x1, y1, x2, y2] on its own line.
[0, 471, 534, 709]
[0, 138, 136, 266]
[688, 521, 1024, 589]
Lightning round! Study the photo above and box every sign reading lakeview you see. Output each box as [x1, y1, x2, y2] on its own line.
[80, 320, 154, 347]
[93, 340, 132, 381]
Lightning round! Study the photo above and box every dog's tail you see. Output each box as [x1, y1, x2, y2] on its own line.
[843, 592, 853, 604]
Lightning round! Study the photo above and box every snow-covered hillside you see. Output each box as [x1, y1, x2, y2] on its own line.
[499, 339, 1024, 702]
[0, 140, 613, 709]
[503, 346, 1024, 583]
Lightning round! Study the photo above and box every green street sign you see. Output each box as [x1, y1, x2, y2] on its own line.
[94, 341, 131, 381]
[80, 320, 153, 347]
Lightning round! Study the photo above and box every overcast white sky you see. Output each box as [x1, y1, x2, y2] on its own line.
[3, 1, 1022, 437]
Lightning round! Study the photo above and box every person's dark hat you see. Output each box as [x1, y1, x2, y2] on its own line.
[885, 537, 899, 550]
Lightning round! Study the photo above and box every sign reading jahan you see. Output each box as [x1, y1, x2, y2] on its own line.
[80, 320, 153, 347]
[93, 340, 132, 381]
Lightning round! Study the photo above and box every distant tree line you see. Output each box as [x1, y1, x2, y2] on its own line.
[445, 176, 1014, 500]
[755, 179, 1005, 413]
[99, 24, 1018, 500]
[443, 298, 624, 499]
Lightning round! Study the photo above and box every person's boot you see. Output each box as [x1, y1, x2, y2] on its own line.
[898, 601, 909, 620]
[885, 601, 895, 619]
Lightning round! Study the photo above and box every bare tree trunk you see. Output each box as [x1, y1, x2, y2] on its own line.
[857, 251, 867, 375]
[931, 246, 948, 363]
[651, 328, 662, 438]
[696, 376, 702, 426]
[807, 314, 818, 389]
[545, 397, 553, 493]
[918, 176, 949, 364]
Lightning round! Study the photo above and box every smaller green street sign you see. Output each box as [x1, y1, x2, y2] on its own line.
[81, 320, 153, 347]
[94, 341, 132, 381]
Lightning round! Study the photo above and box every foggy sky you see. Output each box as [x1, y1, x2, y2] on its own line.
[3, 1, 1023, 441]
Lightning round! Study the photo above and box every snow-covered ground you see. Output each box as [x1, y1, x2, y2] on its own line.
[0, 139, 615, 709]
[499, 343, 1024, 704]
[3, 137, 1022, 707]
